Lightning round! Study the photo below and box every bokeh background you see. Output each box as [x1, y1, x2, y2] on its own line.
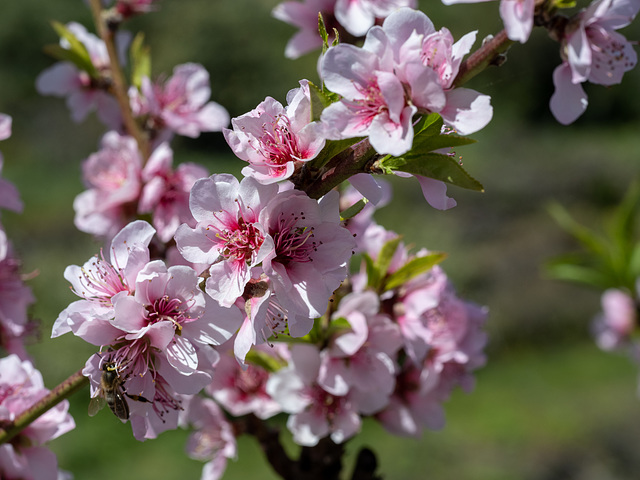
[2, 0, 640, 478]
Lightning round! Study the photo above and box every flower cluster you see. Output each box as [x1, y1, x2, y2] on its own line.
[74, 132, 208, 242]
[175, 174, 356, 363]
[53, 221, 242, 439]
[320, 8, 493, 156]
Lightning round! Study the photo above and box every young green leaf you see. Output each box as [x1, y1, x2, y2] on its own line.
[244, 350, 286, 373]
[130, 32, 151, 89]
[547, 202, 610, 258]
[384, 252, 447, 290]
[340, 198, 368, 221]
[47, 21, 98, 77]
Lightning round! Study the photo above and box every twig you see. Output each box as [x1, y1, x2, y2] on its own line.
[88, 0, 150, 161]
[0, 368, 88, 445]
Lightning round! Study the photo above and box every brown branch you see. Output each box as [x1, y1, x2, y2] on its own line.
[0, 368, 88, 445]
[292, 138, 380, 200]
[88, 0, 151, 161]
[453, 29, 514, 88]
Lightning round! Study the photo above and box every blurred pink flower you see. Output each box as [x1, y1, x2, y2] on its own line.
[130, 63, 229, 139]
[0, 249, 36, 359]
[183, 396, 237, 480]
[592, 287, 637, 350]
[138, 143, 208, 242]
[334, 0, 417, 36]
[266, 343, 362, 446]
[272, 0, 338, 59]
[35, 22, 128, 128]
[0, 355, 75, 480]
[207, 343, 286, 419]
[74, 131, 142, 239]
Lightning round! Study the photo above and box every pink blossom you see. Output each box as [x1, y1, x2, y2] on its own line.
[272, 0, 339, 59]
[206, 343, 286, 418]
[382, 8, 493, 134]
[0, 355, 75, 480]
[442, 0, 535, 43]
[74, 131, 142, 239]
[550, 0, 639, 124]
[183, 396, 237, 480]
[266, 343, 362, 446]
[224, 80, 326, 184]
[259, 189, 356, 330]
[375, 359, 447, 436]
[138, 143, 208, 242]
[592, 287, 637, 350]
[231, 270, 293, 363]
[377, 291, 487, 438]
[174, 174, 277, 308]
[35, 22, 127, 128]
[318, 291, 402, 413]
[321, 28, 417, 156]
[130, 63, 229, 139]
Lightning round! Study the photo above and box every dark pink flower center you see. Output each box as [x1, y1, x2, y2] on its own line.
[271, 211, 316, 265]
[145, 295, 192, 333]
[256, 114, 303, 168]
[210, 216, 265, 265]
[347, 79, 387, 129]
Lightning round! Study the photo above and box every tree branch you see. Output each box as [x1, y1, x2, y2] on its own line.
[88, 0, 150, 161]
[0, 368, 88, 445]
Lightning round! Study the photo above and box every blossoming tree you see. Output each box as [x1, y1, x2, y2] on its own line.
[0, 0, 638, 478]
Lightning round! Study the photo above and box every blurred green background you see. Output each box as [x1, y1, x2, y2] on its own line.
[1, 0, 640, 478]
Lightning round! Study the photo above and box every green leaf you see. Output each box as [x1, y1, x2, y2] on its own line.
[629, 242, 640, 279]
[331, 28, 340, 46]
[326, 316, 352, 338]
[547, 202, 610, 258]
[385, 252, 447, 290]
[130, 32, 151, 89]
[413, 113, 444, 137]
[49, 21, 98, 77]
[308, 81, 339, 121]
[554, 0, 576, 8]
[375, 236, 402, 281]
[545, 262, 612, 289]
[318, 13, 329, 54]
[244, 349, 286, 373]
[381, 152, 484, 191]
[412, 130, 477, 152]
[340, 198, 368, 221]
[363, 254, 379, 290]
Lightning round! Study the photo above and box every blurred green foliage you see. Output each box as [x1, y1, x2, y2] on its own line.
[1, 0, 640, 478]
